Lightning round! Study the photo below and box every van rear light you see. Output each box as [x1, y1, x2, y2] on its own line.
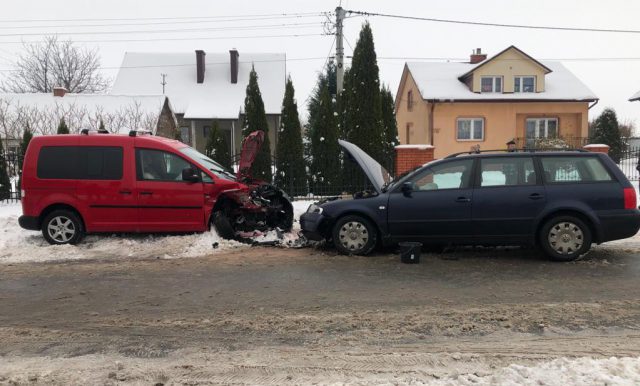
[623, 187, 637, 209]
[20, 189, 25, 198]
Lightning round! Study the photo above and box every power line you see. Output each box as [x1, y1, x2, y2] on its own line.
[0, 12, 330, 24]
[0, 21, 324, 37]
[0, 32, 328, 45]
[346, 9, 640, 34]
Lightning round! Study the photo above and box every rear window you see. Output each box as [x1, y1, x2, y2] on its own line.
[37, 146, 123, 180]
[540, 156, 613, 183]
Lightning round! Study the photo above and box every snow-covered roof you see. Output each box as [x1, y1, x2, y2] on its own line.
[406, 61, 597, 102]
[0, 93, 170, 135]
[110, 52, 286, 119]
[630, 90, 640, 102]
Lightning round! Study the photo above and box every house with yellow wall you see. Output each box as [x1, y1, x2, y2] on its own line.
[395, 46, 598, 159]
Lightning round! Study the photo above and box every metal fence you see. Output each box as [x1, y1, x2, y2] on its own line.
[514, 136, 589, 150]
[620, 145, 639, 182]
[1, 153, 22, 203]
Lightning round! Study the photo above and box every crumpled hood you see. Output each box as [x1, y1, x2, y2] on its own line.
[338, 139, 391, 194]
[237, 130, 265, 180]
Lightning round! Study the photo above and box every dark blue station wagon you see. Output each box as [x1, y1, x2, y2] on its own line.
[300, 140, 640, 261]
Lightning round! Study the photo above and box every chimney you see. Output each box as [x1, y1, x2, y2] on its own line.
[195, 50, 206, 84]
[470, 48, 487, 64]
[53, 87, 67, 97]
[230, 49, 239, 84]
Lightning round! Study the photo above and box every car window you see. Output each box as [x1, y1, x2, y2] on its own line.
[540, 156, 613, 183]
[37, 146, 123, 180]
[136, 148, 192, 182]
[407, 159, 473, 191]
[480, 157, 536, 187]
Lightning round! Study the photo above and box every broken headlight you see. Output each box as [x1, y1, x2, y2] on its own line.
[306, 204, 323, 214]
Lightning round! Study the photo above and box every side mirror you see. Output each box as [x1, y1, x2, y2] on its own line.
[401, 182, 413, 196]
[182, 167, 200, 183]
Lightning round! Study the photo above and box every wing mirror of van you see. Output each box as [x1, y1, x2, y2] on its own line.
[401, 182, 414, 197]
[181, 167, 200, 183]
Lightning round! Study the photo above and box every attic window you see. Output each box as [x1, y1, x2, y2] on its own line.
[481, 76, 502, 93]
[407, 90, 414, 111]
[514, 76, 535, 93]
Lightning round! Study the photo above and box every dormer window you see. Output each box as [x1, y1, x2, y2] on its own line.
[481, 76, 502, 93]
[514, 76, 535, 93]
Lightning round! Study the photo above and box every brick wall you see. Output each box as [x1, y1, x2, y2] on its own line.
[583, 144, 610, 154]
[395, 145, 435, 176]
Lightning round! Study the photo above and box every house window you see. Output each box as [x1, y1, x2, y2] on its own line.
[203, 126, 211, 138]
[514, 76, 535, 93]
[481, 76, 502, 93]
[526, 118, 558, 139]
[406, 122, 413, 144]
[180, 127, 190, 145]
[407, 90, 414, 111]
[456, 118, 484, 141]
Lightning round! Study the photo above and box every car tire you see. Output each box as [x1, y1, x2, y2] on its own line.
[41, 209, 84, 245]
[332, 215, 378, 255]
[212, 211, 235, 240]
[539, 215, 592, 261]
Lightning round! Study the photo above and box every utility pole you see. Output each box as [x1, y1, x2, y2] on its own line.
[335, 6, 346, 93]
[160, 73, 167, 94]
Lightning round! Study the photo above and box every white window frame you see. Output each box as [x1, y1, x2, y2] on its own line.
[514, 76, 536, 93]
[456, 118, 485, 141]
[526, 118, 558, 138]
[480, 76, 502, 93]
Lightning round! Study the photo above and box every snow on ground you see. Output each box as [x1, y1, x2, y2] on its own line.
[0, 200, 315, 264]
[1, 352, 639, 385]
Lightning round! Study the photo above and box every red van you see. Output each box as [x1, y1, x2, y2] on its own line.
[18, 130, 293, 245]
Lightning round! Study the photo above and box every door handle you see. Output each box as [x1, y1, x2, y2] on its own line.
[119, 190, 132, 195]
[455, 197, 471, 203]
[529, 193, 544, 200]
[140, 191, 153, 196]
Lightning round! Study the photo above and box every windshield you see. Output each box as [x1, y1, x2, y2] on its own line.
[179, 147, 236, 181]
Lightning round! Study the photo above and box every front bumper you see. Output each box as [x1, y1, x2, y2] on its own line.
[18, 215, 40, 231]
[300, 211, 329, 241]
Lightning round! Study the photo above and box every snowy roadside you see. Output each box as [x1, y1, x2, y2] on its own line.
[0, 200, 315, 264]
[1, 349, 639, 385]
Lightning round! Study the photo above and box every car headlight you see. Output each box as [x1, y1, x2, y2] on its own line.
[306, 204, 323, 214]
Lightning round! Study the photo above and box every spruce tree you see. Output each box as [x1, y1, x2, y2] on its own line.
[307, 78, 341, 195]
[0, 140, 10, 200]
[205, 120, 232, 170]
[242, 66, 272, 181]
[591, 108, 623, 163]
[57, 117, 69, 134]
[380, 86, 399, 174]
[341, 22, 384, 161]
[275, 77, 306, 196]
[18, 125, 33, 190]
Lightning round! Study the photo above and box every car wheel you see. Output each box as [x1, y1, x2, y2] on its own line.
[332, 215, 378, 255]
[212, 211, 236, 240]
[539, 215, 592, 261]
[42, 210, 84, 245]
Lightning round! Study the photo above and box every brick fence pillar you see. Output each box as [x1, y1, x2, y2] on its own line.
[395, 145, 435, 176]
[583, 144, 610, 154]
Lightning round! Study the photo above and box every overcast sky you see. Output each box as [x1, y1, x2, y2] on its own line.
[1, 0, 639, 132]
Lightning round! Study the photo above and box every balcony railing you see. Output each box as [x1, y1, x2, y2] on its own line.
[514, 136, 589, 150]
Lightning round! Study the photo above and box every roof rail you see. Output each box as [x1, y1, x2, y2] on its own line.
[80, 128, 109, 135]
[444, 148, 588, 158]
[129, 129, 153, 137]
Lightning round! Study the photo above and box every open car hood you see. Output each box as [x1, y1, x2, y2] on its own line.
[338, 139, 391, 194]
[237, 130, 265, 180]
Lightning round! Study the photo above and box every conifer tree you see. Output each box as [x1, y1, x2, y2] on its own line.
[380, 86, 399, 174]
[56, 117, 69, 134]
[18, 124, 33, 190]
[205, 120, 232, 170]
[341, 22, 384, 161]
[591, 108, 623, 163]
[307, 78, 341, 195]
[0, 140, 10, 200]
[275, 77, 306, 195]
[242, 66, 272, 181]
